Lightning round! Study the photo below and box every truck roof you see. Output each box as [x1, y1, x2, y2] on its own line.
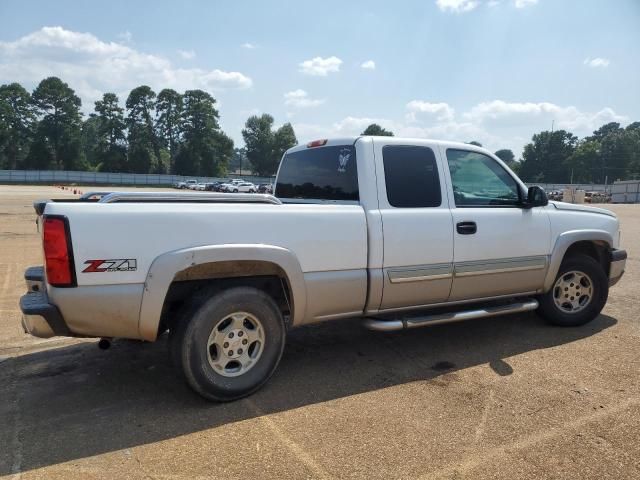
[285, 136, 492, 156]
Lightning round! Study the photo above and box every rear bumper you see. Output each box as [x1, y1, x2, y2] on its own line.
[19, 266, 71, 338]
[20, 265, 145, 340]
[20, 290, 71, 338]
[25, 265, 44, 292]
[609, 249, 627, 287]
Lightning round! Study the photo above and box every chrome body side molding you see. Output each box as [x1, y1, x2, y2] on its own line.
[454, 255, 548, 277]
[387, 263, 452, 283]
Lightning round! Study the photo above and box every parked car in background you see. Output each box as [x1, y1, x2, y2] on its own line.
[204, 182, 223, 192]
[219, 179, 244, 192]
[230, 182, 257, 193]
[257, 183, 273, 194]
[586, 192, 610, 204]
[179, 180, 197, 190]
[195, 183, 208, 191]
[547, 190, 563, 201]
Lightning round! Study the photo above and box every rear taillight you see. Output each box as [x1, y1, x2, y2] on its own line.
[43, 216, 76, 287]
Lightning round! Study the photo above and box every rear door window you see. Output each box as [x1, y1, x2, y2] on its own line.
[275, 145, 358, 201]
[382, 145, 442, 208]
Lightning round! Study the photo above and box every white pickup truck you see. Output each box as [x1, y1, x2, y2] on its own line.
[21, 137, 627, 401]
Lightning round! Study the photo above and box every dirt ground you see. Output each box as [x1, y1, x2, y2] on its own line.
[1, 184, 638, 479]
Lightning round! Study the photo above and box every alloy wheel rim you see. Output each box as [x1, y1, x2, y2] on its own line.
[552, 270, 593, 314]
[206, 311, 265, 377]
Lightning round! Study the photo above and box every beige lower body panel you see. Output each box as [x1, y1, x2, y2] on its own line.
[449, 256, 548, 301]
[48, 283, 144, 339]
[448, 269, 545, 301]
[381, 264, 453, 310]
[302, 269, 367, 324]
[378, 256, 548, 309]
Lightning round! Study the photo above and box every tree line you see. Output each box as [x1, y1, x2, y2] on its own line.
[2, 78, 639, 182]
[360, 121, 640, 183]
[0, 77, 298, 177]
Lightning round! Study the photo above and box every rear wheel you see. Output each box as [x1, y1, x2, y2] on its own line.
[537, 254, 608, 327]
[170, 287, 285, 401]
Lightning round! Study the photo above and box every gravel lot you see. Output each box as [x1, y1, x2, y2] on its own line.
[1, 185, 638, 479]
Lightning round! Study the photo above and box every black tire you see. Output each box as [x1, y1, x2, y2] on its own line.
[537, 254, 608, 327]
[170, 287, 285, 401]
[233, 189, 238, 193]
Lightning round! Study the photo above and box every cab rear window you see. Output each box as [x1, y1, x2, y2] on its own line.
[275, 145, 359, 201]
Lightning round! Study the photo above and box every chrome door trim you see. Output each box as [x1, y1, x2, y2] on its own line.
[454, 255, 548, 277]
[387, 263, 453, 284]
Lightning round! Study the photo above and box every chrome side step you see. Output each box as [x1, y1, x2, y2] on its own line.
[363, 299, 539, 332]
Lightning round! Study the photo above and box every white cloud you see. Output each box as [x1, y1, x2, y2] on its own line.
[332, 116, 393, 134]
[462, 100, 627, 132]
[514, 0, 537, 7]
[436, 0, 479, 13]
[177, 49, 195, 60]
[0, 26, 252, 108]
[284, 89, 325, 108]
[436, 0, 537, 12]
[299, 56, 342, 76]
[293, 116, 396, 141]
[293, 100, 627, 159]
[242, 42, 257, 49]
[406, 100, 455, 122]
[361, 60, 376, 70]
[116, 31, 132, 43]
[583, 57, 610, 68]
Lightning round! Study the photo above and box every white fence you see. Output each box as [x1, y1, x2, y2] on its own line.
[611, 181, 640, 204]
[3, 170, 637, 202]
[532, 183, 608, 193]
[0, 170, 275, 186]
[533, 181, 640, 203]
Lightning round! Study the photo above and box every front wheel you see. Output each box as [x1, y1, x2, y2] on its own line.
[170, 287, 286, 401]
[537, 254, 608, 327]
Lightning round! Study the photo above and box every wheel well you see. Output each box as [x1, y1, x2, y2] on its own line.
[158, 260, 293, 336]
[564, 240, 610, 275]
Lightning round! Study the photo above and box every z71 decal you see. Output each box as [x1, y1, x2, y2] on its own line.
[83, 259, 137, 273]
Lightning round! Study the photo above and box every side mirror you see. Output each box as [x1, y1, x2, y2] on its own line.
[524, 185, 548, 208]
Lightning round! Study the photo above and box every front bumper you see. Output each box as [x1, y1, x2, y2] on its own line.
[19, 266, 71, 338]
[609, 249, 627, 287]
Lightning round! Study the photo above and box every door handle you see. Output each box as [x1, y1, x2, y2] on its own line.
[456, 221, 477, 235]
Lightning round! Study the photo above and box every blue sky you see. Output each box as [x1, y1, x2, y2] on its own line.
[1, 0, 638, 157]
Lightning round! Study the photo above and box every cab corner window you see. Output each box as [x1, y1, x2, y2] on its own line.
[383, 145, 441, 208]
[275, 145, 358, 201]
[446, 149, 520, 207]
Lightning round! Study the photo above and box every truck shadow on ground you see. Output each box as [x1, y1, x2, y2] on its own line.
[1, 312, 616, 474]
